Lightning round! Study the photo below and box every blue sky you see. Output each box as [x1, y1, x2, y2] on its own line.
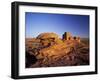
[25, 12, 89, 38]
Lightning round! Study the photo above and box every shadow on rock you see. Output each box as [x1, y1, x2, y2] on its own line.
[26, 51, 38, 68]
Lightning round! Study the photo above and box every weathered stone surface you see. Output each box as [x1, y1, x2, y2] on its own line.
[37, 32, 59, 39]
[26, 32, 89, 68]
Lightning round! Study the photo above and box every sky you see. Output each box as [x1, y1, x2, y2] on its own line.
[25, 12, 89, 38]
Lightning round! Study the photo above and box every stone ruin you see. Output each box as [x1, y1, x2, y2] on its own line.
[63, 32, 80, 43]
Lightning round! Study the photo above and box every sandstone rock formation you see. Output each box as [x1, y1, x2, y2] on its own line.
[26, 32, 89, 68]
